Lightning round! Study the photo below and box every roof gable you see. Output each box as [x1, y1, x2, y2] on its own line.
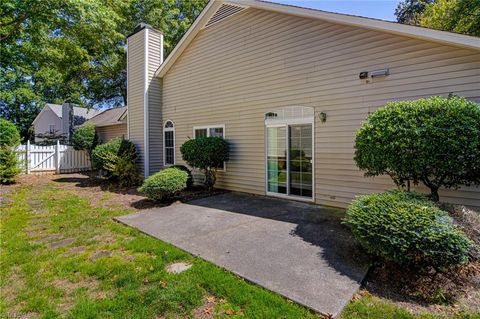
[155, 0, 480, 78]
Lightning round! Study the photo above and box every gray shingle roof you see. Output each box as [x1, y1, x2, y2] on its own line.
[46, 103, 100, 119]
[85, 106, 127, 127]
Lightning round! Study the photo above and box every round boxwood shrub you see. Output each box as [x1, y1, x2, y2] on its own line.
[180, 137, 229, 190]
[138, 167, 188, 201]
[170, 164, 194, 188]
[354, 96, 480, 202]
[344, 191, 472, 270]
[0, 118, 21, 184]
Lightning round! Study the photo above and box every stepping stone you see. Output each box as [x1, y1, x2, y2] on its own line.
[33, 234, 62, 243]
[26, 229, 46, 237]
[166, 262, 192, 274]
[65, 246, 86, 255]
[26, 224, 48, 231]
[90, 250, 112, 261]
[49, 238, 75, 249]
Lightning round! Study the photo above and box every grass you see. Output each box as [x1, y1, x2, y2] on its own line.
[341, 292, 480, 319]
[0, 184, 319, 318]
[1, 182, 478, 318]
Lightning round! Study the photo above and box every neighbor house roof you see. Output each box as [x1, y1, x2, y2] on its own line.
[155, 0, 480, 78]
[84, 106, 127, 127]
[32, 103, 100, 125]
[47, 103, 100, 119]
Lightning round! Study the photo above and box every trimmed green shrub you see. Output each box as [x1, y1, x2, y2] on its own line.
[354, 96, 480, 201]
[180, 137, 229, 190]
[138, 168, 188, 201]
[170, 164, 194, 188]
[0, 118, 21, 184]
[92, 139, 123, 171]
[72, 124, 97, 155]
[344, 191, 472, 270]
[92, 139, 140, 186]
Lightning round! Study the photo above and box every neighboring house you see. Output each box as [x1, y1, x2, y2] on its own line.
[126, 0, 480, 208]
[33, 103, 99, 142]
[84, 106, 128, 143]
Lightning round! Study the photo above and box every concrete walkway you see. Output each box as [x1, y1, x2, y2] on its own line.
[116, 192, 370, 317]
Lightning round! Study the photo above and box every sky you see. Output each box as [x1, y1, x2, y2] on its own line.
[270, 0, 402, 21]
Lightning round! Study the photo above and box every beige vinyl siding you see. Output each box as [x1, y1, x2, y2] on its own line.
[127, 31, 146, 170]
[96, 124, 127, 143]
[161, 8, 480, 208]
[148, 31, 164, 174]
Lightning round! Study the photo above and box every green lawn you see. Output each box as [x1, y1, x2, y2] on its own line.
[1, 182, 477, 318]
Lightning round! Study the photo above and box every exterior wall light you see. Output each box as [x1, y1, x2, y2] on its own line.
[319, 112, 327, 123]
[359, 69, 389, 79]
[370, 68, 389, 78]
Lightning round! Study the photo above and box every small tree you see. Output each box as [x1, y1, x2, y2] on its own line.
[354, 96, 480, 201]
[0, 118, 21, 183]
[72, 124, 97, 156]
[180, 137, 229, 190]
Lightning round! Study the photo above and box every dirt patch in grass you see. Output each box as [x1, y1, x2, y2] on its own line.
[52, 277, 104, 312]
[2, 267, 27, 306]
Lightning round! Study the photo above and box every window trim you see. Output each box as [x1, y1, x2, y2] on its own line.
[192, 124, 226, 171]
[163, 120, 175, 166]
[49, 124, 56, 133]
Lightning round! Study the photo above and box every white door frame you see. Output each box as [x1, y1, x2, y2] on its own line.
[265, 120, 315, 202]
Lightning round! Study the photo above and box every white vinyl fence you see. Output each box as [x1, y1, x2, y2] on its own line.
[18, 140, 91, 174]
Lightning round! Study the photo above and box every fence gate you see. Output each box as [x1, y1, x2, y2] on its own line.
[17, 140, 91, 174]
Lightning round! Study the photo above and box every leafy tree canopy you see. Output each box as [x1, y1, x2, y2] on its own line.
[395, 0, 435, 24]
[0, 0, 208, 140]
[419, 0, 480, 36]
[396, 0, 480, 37]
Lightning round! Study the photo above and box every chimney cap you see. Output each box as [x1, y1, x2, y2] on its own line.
[127, 22, 162, 38]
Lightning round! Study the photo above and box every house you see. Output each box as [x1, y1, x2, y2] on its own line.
[84, 106, 128, 143]
[33, 103, 99, 142]
[126, 0, 480, 208]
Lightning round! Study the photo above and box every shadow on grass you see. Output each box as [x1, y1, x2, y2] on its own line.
[52, 173, 229, 210]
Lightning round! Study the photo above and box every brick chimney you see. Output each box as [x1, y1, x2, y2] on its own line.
[62, 102, 74, 141]
[127, 23, 163, 177]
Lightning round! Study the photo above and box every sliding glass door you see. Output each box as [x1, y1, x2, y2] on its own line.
[289, 124, 313, 198]
[267, 126, 287, 194]
[266, 123, 313, 199]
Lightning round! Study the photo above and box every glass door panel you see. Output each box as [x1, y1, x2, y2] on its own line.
[267, 126, 287, 194]
[289, 124, 312, 198]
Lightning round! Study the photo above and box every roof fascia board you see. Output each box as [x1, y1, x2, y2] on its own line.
[118, 109, 128, 121]
[230, 0, 479, 50]
[155, 0, 224, 78]
[93, 122, 127, 128]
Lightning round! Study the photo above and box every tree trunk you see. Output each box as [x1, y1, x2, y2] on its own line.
[429, 187, 440, 202]
[204, 169, 216, 191]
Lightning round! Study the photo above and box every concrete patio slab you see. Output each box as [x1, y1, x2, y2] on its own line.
[115, 192, 370, 317]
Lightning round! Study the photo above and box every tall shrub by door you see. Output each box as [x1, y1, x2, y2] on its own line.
[354, 96, 480, 201]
